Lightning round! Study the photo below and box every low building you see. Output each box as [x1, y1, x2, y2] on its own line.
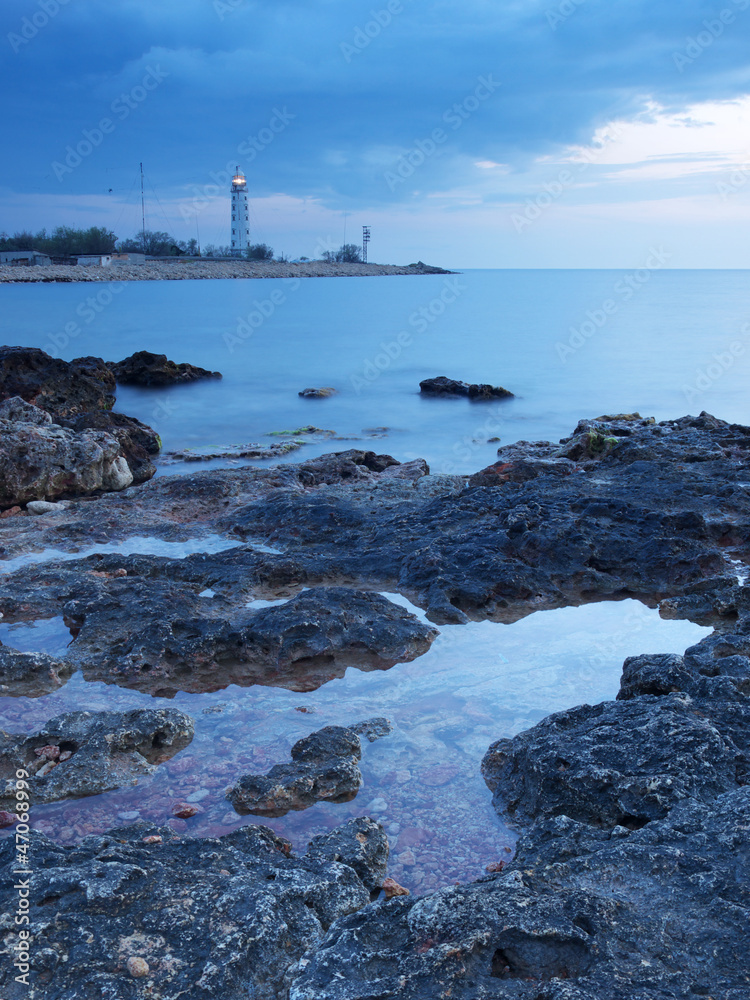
[110, 252, 146, 265]
[76, 254, 113, 267]
[0, 250, 51, 266]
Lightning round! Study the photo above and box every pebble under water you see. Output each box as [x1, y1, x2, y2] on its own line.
[0, 593, 708, 894]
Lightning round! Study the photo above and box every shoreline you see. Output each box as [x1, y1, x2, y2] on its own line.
[0, 260, 455, 284]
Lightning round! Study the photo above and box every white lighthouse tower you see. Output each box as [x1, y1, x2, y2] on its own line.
[230, 166, 250, 254]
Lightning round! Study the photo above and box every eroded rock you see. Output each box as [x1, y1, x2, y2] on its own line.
[0, 398, 134, 507]
[0, 346, 115, 418]
[228, 725, 365, 817]
[419, 375, 514, 399]
[0, 818, 385, 999]
[108, 350, 222, 385]
[0, 708, 194, 808]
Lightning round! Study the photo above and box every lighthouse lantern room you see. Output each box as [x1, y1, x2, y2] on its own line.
[231, 167, 250, 254]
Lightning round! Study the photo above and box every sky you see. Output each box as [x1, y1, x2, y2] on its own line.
[2, 0, 750, 267]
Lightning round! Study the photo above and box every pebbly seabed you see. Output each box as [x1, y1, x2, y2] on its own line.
[0, 349, 749, 997]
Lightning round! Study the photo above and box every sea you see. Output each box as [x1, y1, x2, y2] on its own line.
[3, 268, 749, 473]
[0, 268, 740, 890]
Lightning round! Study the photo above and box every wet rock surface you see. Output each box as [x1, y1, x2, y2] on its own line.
[0, 414, 749, 996]
[0, 644, 73, 698]
[228, 724, 366, 817]
[0, 708, 194, 808]
[108, 350, 222, 386]
[0, 817, 387, 1000]
[419, 375, 514, 399]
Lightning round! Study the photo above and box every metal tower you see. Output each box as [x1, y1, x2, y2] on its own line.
[362, 226, 371, 263]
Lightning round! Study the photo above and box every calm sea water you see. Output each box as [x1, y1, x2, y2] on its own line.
[2, 269, 749, 474]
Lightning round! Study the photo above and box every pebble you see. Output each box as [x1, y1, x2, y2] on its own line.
[0, 811, 17, 828]
[26, 501, 66, 515]
[142, 835, 162, 845]
[381, 877, 410, 899]
[118, 811, 141, 822]
[173, 803, 202, 819]
[126, 957, 150, 979]
[365, 797, 388, 813]
[186, 788, 210, 803]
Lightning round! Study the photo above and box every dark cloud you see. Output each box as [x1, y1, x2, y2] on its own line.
[2, 0, 750, 211]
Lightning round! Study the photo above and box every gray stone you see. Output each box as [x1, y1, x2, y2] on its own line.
[0, 708, 194, 808]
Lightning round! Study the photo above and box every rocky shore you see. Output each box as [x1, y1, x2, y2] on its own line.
[0, 370, 749, 997]
[0, 260, 454, 283]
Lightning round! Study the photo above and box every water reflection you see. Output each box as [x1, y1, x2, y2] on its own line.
[0, 599, 708, 894]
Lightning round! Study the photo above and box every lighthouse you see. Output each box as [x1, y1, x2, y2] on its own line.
[230, 167, 250, 254]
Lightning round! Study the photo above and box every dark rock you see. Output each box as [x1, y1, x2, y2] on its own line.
[407, 261, 453, 274]
[0, 818, 384, 999]
[299, 386, 337, 398]
[0, 346, 115, 418]
[419, 375, 513, 399]
[108, 350, 222, 386]
[305, 816, 389, 891]
[350, 717, 393, 742]
[0, 644, 73, 698]
[289, 789, 750, 1000]
[0, 569, 438, 696]
[0, 708, 194, 808]
[481, 694, 747, 829]
[227, 724, 364, 816]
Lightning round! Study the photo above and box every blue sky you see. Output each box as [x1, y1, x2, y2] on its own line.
[3, 0, 750, 266]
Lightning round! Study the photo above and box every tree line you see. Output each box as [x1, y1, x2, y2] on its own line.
[0, 226, 363, 262]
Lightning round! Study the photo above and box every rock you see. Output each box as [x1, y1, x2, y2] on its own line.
[0, 399, 135, 506]
[481, 693, 747, 829]
[381, 877, 410, 899]
[0, 645, 73, 698]
[0, 819, 383, 999]
[25, 500, 66, 515]
[350, 717, 393, 742]
[126, 957, 150, 979]
[419, 375, 513, 398]
[298, 386, 337, 398]
[58, 410, 160, 484]
[0, 346, 116, 418]
[227, 725, 365, 817]
[305, 816, 389, 891]
[0, 810, 16, 828]
[108, 350, 222, 386]
[289, 789, 750, 999]
[0, 570, 437, 696]
[0, 708, 194, 809]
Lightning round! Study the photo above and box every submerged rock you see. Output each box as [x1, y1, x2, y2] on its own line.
[108, 350, 222, 385]
[228, 724, 365, 817]
[0, 818, 386, 999]
[0, 708, 194, 808]
[419, 375, 514, 398]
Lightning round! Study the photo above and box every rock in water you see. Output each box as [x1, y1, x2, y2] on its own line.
[0, 708, 194, 807]
[0, 346, 116, 418]
[0, 397, 135, 507]
[108, 350, 222, 385]
[227, 725, 365, 816]
[419, 375, 513, 398]
[299, 386, 337, 398]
